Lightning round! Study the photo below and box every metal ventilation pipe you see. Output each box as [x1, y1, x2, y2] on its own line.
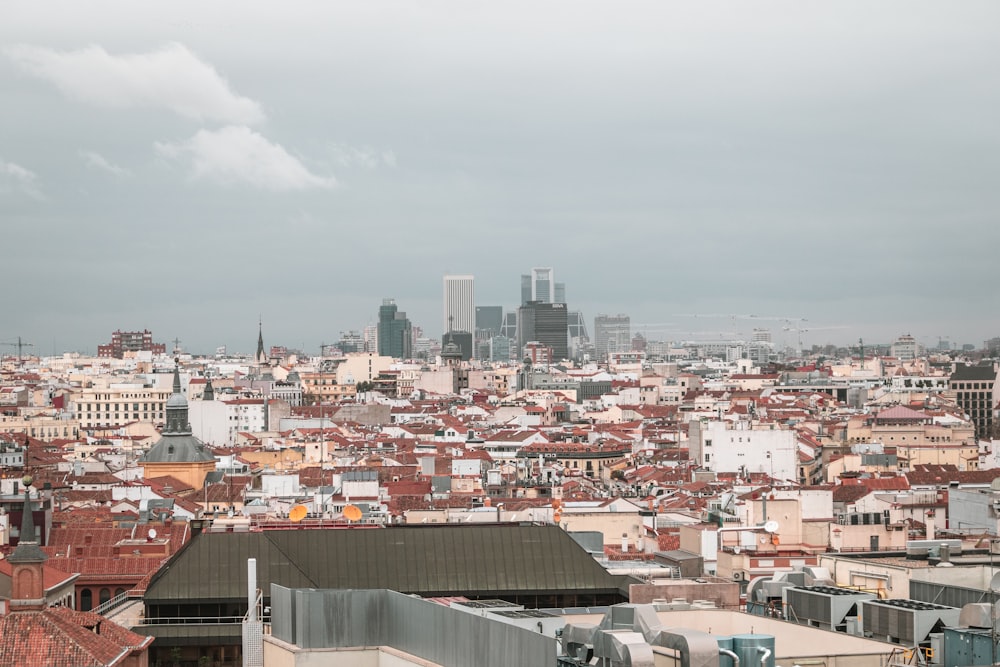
[757, 646, 772, 667]
[247, 558, 257, 623]
[720, 648, 741, 667]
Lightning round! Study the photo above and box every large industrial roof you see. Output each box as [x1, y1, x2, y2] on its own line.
[144, 524, 627, 604]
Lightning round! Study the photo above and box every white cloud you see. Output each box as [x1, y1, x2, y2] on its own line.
[80, 150, 131, 177]
[0, 158, 42, 198]
[5, 42, 264, 125]
[330, 143, 397, 170]
[155, 125, 336, 191]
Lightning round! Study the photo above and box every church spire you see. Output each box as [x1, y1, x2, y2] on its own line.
[255, 318, 267, 365]
[8, 478, 47, 610]
[163, 360, 192, 435]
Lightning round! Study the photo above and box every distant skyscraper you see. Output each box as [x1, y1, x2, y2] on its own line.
[475, 306, 504, 339]
[443, 275, 475, 335]
[362, 325, 378, 353]
[520, 274, 532, 307]
[554, 282, 566, 304]
[500, 311, 517, 339]
[377, 298, 412, 359]
[594, 314, 631, 361]
[530, 267, 554, 303]
[518, 301, 568, 361]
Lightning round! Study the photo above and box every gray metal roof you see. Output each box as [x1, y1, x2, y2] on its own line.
[144, 524, 626, 604]
[140, 434, 215, 463]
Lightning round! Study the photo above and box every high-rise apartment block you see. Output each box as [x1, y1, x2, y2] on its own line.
[443, 275, 475, 335]
[594, 314, 631, 360]
[97, 329, 167, 359]
[377, 299, 412, 360]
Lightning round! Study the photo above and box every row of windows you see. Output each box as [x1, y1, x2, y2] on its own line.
[82, 402, 163, 412]
[954, 382, 994, 390]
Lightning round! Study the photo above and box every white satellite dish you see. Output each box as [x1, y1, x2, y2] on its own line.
[763, 520, 779, 534]
[148, 528, 158, 540]
[990, 572, 1000, 593]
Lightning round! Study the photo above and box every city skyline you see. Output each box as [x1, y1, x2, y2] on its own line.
[2, 2, 999, 354]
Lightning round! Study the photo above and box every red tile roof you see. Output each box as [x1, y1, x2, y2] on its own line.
[0, 605, 152, 667]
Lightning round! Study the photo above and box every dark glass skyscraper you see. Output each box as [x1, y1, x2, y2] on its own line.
[517, 301, 568, 361]
[377, 298, 412, 360]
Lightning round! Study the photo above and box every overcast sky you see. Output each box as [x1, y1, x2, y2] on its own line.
[2, 1, 998, 356]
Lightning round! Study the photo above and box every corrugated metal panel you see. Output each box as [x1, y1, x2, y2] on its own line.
[910, 580, 999, 609]
[272, 587, 556, 667]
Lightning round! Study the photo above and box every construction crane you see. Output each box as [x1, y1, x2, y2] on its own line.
[1, 337, 34, 363]
[781, 324, 846, 356]
[674, 314, 807, 341]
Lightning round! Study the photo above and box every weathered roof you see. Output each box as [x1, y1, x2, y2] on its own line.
[950, 364, 997, 381]
[144, 524, 625, 604]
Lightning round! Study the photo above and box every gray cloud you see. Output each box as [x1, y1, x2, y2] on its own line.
[154, 126, 337, 191]
[0, 158, 42, 199]
[5, 42, 264, 124]
[79, 150, 131, 177]
[0, 1, 998, 354]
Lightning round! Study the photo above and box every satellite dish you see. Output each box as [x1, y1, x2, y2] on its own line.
[148, 528, 158, 540]
[763, 520, 779, 534]
[289, 504, 308, 523]
[343, 504, 362, 522]
[990, 572, 1000, 593]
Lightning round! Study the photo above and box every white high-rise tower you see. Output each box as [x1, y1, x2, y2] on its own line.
[443, 275, 475, 334]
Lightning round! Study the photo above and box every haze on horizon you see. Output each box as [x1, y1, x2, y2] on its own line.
[2, 1, 998, 356]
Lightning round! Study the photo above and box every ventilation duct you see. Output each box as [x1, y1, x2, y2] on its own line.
[592, 629, 655, 667]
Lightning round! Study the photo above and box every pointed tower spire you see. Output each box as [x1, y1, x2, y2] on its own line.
[172, 358, 182, 394]
[203, 377, 215, 401]
[163, 359, 192, 435]
[256, 318, 267, 365]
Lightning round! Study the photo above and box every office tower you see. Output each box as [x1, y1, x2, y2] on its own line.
[475, 306, 504, 339]
[489, 336, 511, 362]
[500, 311, 517, 340]
[377, 298, 412, 360]
[362, 325, 378, 353]
[520, 275, 532, 306]
[518, 301, 568, 361]
[567, 310, 588, 342]
[554, 282, 566, 304]
[530, 267, 554, 303]
[443, 275, 475, 334]
[594, 314, 631, 361]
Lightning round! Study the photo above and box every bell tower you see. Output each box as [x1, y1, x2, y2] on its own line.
[8, 476, 47, 611]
